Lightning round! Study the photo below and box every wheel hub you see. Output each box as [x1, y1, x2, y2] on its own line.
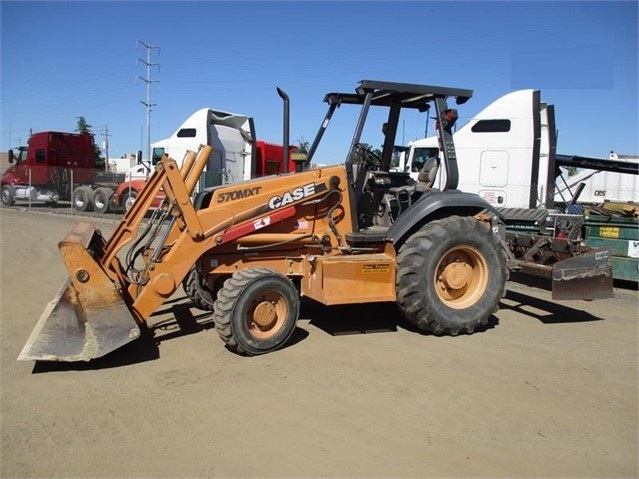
[441, 262, 472, 290]
[252, 301, 277, 329]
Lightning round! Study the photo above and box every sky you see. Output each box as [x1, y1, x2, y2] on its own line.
[1, 0, 637, 166]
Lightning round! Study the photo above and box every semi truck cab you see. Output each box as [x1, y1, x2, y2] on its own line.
[2, 132, 97, 206]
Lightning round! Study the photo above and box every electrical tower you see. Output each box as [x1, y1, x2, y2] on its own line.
[137, 40, 160, 166]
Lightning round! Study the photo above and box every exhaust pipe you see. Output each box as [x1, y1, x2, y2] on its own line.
[277, 87, 290, 173]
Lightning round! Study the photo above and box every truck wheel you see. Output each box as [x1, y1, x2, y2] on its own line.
[121, 190, 138, 212]
[182, 267, 216, 311]
[72, 186, 94, 212]
[396, 216, 507, 335]
[1, 185, 15, 206]
[92, 187, 113, 214]
[213, 267, 300, 356]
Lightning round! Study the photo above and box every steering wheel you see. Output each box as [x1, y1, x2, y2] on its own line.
[354, 143, 382, 169]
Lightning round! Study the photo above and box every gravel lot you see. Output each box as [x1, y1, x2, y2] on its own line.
[1, 206, 637, 478]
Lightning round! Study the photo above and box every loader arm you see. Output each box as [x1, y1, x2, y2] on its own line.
[126, 165, 349, 321]
[101, 149, 201, 279]
[114, 149, 348, 322]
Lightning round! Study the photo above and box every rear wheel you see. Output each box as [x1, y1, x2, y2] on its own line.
[396, 216, 507, 335]
[72, 186, 94, 212]
[92, 187, 113, 214]
[213, 267, 300, 355]
[1, 185, 15, 206]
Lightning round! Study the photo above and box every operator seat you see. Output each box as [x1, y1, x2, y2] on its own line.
[388, 155, 440, 212]
[415, 156, 440, 190]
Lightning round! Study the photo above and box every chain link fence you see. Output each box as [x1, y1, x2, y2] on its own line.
[1, 165, 243, 215]
[2, 165, 636, 218]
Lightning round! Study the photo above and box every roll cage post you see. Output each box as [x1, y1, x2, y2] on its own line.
[434, 97, 460, 190]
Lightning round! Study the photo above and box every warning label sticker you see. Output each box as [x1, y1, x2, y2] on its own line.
[599, 227, 620, 239]
[628, 240, 639, 259]
[362, 264, 390, 274]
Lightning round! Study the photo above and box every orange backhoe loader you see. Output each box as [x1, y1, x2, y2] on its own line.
[18, 80, 613, 362]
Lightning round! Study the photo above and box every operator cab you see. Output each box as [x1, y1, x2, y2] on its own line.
[304, 80, 471, 235]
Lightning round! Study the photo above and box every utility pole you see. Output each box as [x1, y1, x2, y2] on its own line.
[137, 40, 160, 168]
[100, 125, 111, 172]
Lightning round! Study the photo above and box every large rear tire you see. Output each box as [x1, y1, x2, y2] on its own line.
[213, 267, 300, 356]
[92, 187, 113, 214]
[72, 186, 94, 212]
[396, 216, 507, 335]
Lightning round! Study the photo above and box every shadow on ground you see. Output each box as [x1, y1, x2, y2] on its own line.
[304, 299, 499, 337]
[31, 282, 608, 373]
[502, 286, 605, 325]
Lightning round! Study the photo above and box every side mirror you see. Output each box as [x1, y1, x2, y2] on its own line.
[8, 149, 14, 164]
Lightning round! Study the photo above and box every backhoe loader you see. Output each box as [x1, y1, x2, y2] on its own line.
[18, 80, 613, 362]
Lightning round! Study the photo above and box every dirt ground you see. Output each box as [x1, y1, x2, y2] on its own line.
[1, 207, 637, 478]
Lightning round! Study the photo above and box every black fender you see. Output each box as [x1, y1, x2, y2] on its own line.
[387, 189, 505, 246]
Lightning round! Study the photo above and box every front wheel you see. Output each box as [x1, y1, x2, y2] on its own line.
[121, 189, 138, 212]
[213, 267, 300, 356]
[1, 185, 15, 206]
[182, 267, 216, 311]
[396, 216, 507, 335]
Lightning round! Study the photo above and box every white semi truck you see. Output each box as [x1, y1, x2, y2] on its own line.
[396, 89, 638, 209]
[150, 108, 256, 186]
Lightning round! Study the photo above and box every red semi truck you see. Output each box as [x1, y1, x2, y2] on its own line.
[1, 131, 122, 212]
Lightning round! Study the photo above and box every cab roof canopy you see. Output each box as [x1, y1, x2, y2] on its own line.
[323, 80, 473, 111]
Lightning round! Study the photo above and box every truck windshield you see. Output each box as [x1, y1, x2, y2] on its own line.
[411, 147, 439, 172]
[17, 147, 28, 163]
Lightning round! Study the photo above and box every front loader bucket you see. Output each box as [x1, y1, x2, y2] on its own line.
[17, 279, 140, 362]
[18, 223, 140, 362]
[551, 249, 614, 300]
